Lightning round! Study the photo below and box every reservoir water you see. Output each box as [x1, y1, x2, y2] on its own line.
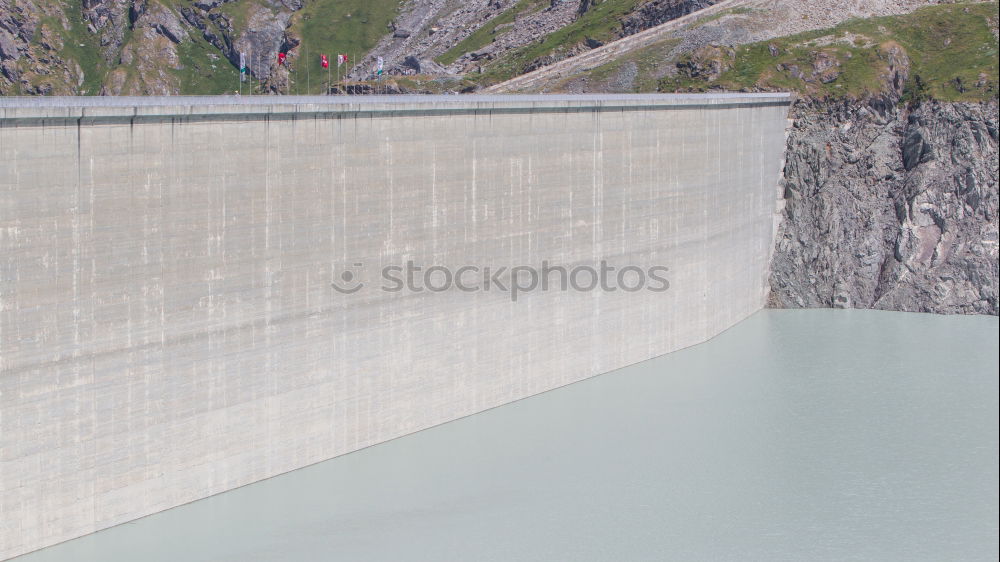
[15, 309, 999, 561]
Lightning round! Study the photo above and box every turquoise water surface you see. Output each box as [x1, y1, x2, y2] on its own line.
[16, 309, 999, 561]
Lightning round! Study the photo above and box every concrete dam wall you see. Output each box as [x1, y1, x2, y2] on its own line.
[0, 93, 790, 559]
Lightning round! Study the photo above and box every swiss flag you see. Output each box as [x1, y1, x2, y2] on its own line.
[278, 52, 286, 65]
[321, 54, 329, 68]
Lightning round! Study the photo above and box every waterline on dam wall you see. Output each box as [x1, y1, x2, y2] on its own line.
[0, 94, 790, 558]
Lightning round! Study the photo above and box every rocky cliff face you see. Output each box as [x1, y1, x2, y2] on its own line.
[770, 98, 999, 315]
[619, 0, 715, 36]
[0, 0, 323, 95]
[82, 0, 132, 63]
[1, 0, 85, 94]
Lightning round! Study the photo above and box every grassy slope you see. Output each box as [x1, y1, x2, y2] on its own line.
[9, 0, 397, 95]
[660, 2, 999, 101]
[290, 0, 401, 94]
[172, 32, 242, 95]
[62, 0, 112, 94]
[680, 5, 751, 30]
[550, 37, 681, 92]
[114, 0, 242, 95]
[217, 0, 254, 32]
[23, 0, 108, 95]
[472, 0, 650, 86]
[434, 0, 550, 66]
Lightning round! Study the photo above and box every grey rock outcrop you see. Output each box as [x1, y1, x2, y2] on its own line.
[0, 0, 305, 95]
[620, 0, 718, 36]
[82, 0, 131, 62]
[0, 10, 24, 84]
[0, 0, 87, 94]
[101, 1, 190, 95]
[179, 0, 296, 89]
[348, 0, 523, 79]
[402, 55, 447, 74]
[138, 2, 189, 45]
[769, 98, 999, 315]
[0, 28, 20, 61]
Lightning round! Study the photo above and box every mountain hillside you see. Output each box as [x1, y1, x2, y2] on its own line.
[0, 0, 724, 95]
[2, 1, 994, 97]
[349, 0, 720, 85]
[0, 0, 400, 95]
[484, 0, 983, 93]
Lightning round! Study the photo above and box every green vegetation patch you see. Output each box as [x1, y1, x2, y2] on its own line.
[659, 2, 999, 101]
[572, 37, 680, 92]
[683, 5, 753, 30]
[290, 0, 401, 94]
[394, 74, 478, 93]
[33, 0, 109, 94]
[473, 0, 649, 86]
[217, 1, 255, 34]
[435, 0, 549, 66]
[172, 32, 242, 95]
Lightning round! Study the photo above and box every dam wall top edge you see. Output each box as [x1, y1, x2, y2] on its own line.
[0, 93, 792, 122]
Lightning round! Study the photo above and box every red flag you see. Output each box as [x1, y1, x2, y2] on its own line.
[278, 52, 286, 65]
[321, 54, 329, 68]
